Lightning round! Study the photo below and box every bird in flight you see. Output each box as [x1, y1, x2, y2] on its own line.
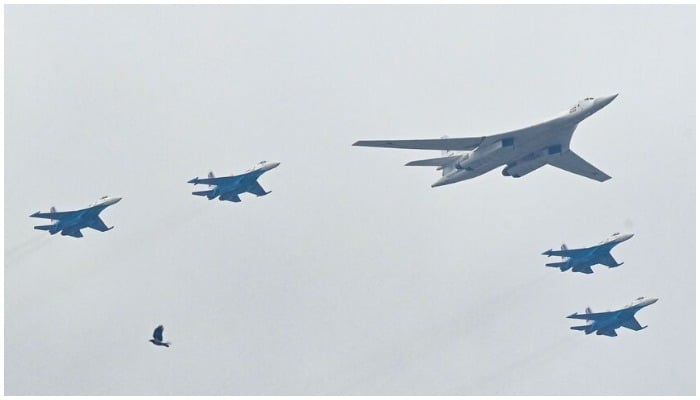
[149, 325, 170, 347]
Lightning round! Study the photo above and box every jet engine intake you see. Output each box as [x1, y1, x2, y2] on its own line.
[456, 138, 514, 170]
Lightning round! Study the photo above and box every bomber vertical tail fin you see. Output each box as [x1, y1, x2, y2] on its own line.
[440, 135, 455, 177]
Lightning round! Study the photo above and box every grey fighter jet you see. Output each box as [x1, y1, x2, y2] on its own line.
[30, 195, 122, 238]
[187, 161, 280, 202]
[568, 297, 658, 337]
[353, 94, 618, 187]
[542, 232, 634, 274]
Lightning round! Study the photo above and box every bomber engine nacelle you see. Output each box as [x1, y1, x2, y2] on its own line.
[457, 138, 514, 170]
[502, 145, 563, 178]
[502, 158, 548, 178]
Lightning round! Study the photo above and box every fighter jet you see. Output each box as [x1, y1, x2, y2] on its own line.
[568, 297, 658, 337]
[29, 195, 122, 238]
[542, 232, 634, 274]
[353, 94, 618, 187]
[187, 161, 280, 202]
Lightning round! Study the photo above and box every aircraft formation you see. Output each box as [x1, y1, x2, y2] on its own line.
[30, 94, 656, 343]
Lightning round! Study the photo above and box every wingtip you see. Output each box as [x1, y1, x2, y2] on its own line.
[566, 312, 579, 318]
[187, 177, 198, 184]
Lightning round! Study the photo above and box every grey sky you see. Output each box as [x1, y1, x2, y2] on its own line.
[5, 5, 695, 395]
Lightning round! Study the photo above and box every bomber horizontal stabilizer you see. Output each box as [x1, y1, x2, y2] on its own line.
[405, 155, 461, 167]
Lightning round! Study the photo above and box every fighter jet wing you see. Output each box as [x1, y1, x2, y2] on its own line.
[353, 137, 485, 151]
[621, 317, 646, 331]
[247, 181, 270, 196]
[599, 253, 622, 267]
[547, 150, 611, 182]
[220, 193, 241, 202]
[29, 209, 81, 220]
[542, 247, 591, 258]
[63, 229, 84, 238]
[86, 217, 112, 232]
[567, 310, 616, 321]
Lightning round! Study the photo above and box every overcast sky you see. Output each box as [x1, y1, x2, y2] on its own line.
[4, 5, 695, 395]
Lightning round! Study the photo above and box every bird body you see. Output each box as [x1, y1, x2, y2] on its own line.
[149, 325, 171, 347]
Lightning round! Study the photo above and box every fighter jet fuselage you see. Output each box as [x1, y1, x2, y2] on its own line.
[29, 195, 122, 238]
[188, 161, 280, 203]
[542, 232, 634, 274]
[568, 297, 658, 337]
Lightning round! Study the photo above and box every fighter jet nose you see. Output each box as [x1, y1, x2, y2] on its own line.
[648, 298, 659, 304]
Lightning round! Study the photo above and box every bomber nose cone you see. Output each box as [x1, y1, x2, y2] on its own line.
[594, 93, 619, 109]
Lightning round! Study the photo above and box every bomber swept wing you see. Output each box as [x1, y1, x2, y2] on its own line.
[354, 137, 485, 151]
[547, 150, 611, 182]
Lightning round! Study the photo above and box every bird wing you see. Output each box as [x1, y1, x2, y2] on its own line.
[153, 325, 164, 341]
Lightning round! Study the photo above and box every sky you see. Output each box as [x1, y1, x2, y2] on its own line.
[4, 5, 695, 395]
